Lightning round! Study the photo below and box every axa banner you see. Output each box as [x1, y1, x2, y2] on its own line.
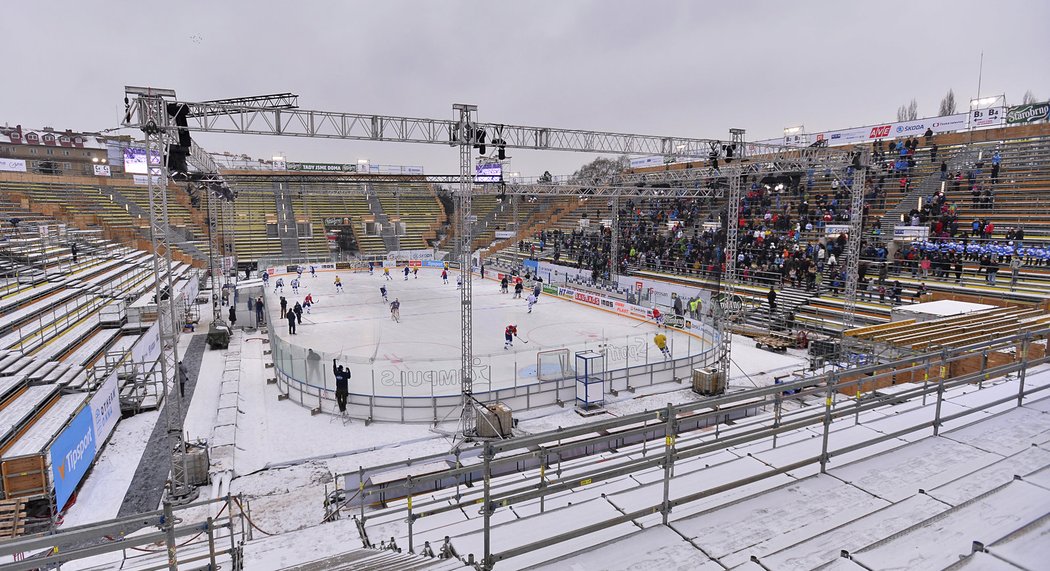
[49, 406, 96, 511]
[825, 224, 851, 236]
[970, 107, 1005, 128]
[1006, 102, 1050, 124]
[0, 158, 27, 172]
[422, 260, 446, 268]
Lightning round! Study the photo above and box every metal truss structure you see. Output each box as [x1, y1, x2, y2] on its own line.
[454, 104, 478, 437]
[123, 88, 864, 446]
[126, 88, 195, 503]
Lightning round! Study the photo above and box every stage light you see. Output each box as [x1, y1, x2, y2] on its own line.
[474, 128, 487, 155]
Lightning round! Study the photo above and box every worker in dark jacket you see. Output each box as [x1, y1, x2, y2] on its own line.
[286, 308, 297, 334]
[333, 359, 350, 413]
[767, 286, 777, 314]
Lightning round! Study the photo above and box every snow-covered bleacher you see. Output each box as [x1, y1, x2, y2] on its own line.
[325, 347, 1050, 570]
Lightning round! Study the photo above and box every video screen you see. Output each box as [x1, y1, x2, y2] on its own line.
[474, 163, 503, 183]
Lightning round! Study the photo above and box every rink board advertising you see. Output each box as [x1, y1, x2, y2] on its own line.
[48, 372, 120, 510]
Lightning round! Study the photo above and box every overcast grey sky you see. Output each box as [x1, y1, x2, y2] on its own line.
[5, 1, 1049, 176]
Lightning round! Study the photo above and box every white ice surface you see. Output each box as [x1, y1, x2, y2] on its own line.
[263, 268, 727, 398]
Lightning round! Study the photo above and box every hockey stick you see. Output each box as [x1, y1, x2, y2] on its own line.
[515, 334, 529, 344]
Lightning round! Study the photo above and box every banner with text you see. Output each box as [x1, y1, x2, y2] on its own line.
[0, 158, 27, 172]
[287, 162, 357, 172]
[970, 107, 1005, 128]
[1006, 102, 1050, 124]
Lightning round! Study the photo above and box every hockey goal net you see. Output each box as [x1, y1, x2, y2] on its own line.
[536, 348, 574, 381]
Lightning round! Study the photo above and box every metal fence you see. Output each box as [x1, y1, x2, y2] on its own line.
[335, 327, 1050, 569]
[0, 495, 247, 571]
[265, 315, 721, 423]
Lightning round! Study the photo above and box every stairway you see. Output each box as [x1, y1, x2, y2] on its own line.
[272, 180, 303, 258]
[103, 186, 209, 263]
[739, 285, 813, 332]
[364, 185, 399, 253]
[882, 146, 979, 238]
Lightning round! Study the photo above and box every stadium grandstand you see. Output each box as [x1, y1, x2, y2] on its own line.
[0, 81, 1049, 571]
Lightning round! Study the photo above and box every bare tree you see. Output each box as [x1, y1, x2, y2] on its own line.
[570, 155, 629, 184]
[938, 89, 957, 115]
[1022, 90, 1038, 104]
[897, 98, 919, 121]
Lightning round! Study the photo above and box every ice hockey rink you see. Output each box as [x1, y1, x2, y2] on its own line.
[261, 267, 716, 400]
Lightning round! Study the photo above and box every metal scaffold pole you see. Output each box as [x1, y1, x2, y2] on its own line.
[136, 92, 197, 504]
[718, 170, 743, 386]
[455, 104, 478, 439]
[841, 150, 869, 331]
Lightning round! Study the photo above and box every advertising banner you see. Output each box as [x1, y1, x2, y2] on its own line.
[48, 371, 122, 511]
[523, 259, 539, 273]
[494, 231, 515, 239]
[629, 156, 665, 169]
[287, 162, 357, 172]
[825, 224, 851, 236]
[0, 158, 27, 172]
[131, 322, 162, 367]
[90, 372, 120, 445]
[386, 249, 435, 261]
[970, 107, 1005, 128]
[892, 225, 930, 241]
[93, 164, 111, 177]
[1006, 102, 1050, 124]
[423, 260, 446, 268]
[132, 174, 163, 186]
[49, 407, 95, 511]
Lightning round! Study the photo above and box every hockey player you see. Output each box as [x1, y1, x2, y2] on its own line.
[652, 307, 665, 328]
[383, 267, 392, 280]
[291, 278, 300, 294]
[261, 272, 270, 286]
[532, 282, 541, 299]
[526, 293, 537, 313]
[441, 269, 449, 284]
[334, 275, 343, 292]
[413, 267, 419, 279]
[504, 324, 519, 350]
[368, 261, 375, 275]
[274, 277, 284, 293]
[390, 298, 401, 322]
[297, 267, 304, 280]
[310, 265, 317, 278]
[654, 332, 670, 358]
[514, 280, 524, 299]
[457, 275, 463, 289]
[404, 266, 410, 280]
[500, 276, 509, 294]
[303, 293, 314, 313]
[380, 285, 388, 302]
